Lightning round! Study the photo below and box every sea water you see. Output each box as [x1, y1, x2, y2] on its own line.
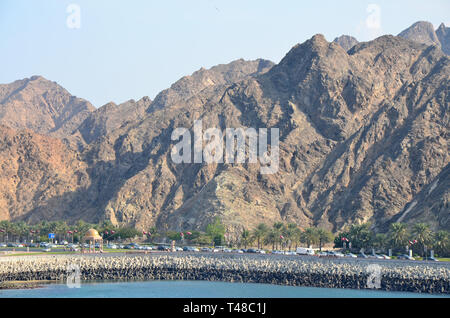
[0, 280, 448, 298]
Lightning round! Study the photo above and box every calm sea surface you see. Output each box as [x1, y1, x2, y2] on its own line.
[0, 280, 448, 298]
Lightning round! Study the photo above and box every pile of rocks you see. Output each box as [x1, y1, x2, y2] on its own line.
[0, 254, 448, 294]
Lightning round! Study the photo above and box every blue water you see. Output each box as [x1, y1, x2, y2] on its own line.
[0, 281, 448, 298]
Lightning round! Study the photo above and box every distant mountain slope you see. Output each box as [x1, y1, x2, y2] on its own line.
[0, 125, 89, 222]
[76, 97, 152, 145]
[436, 23, 450, 55]
[0, 76, 95, 144]
[28, 33, 445, 233]
[0, 25, 448, 234]
[333, 35, 359, 51]
[398, 21, 442, 47]
[149, 58, 274, 112]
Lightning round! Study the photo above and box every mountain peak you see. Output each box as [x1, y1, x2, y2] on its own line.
[398, 21, 441, 47]
[333, 35, 359, 51]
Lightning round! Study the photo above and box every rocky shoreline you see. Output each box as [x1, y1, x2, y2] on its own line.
[0, 253, 449, 294]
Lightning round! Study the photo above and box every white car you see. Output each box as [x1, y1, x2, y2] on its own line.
[368, 254, 384, 259]
[345, 253, 357, 258]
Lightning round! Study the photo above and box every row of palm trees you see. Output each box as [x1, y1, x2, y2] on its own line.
[240, 222, 334, 251]
[0, 220, 126, 243]
[335, 223, 449, 257]
[1, 219, 448, 256]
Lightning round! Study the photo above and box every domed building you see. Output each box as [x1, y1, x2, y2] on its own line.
[82, 229, 103, 253]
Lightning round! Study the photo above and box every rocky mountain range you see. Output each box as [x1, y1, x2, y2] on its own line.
[0, 22, 448, 233]
[333, 21, 450, 56]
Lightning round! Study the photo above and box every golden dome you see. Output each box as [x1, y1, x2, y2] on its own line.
[84, 229, 102, 240]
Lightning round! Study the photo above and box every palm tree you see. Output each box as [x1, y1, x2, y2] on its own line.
[316, 228, 333, 251]
[413, 223, 433, 257]
[373, 233, 388, 251]
[264, 229, 278, 251]
[433, 231, 449, 257]
[252, 223, 269, 249]
[388, 223, 409, 251]
[272, 222, 286, 250]
[348, 223, 373, 250]
[240, 229, 254, 249]
[286, 223, 301, 251]
[300, 228, 319, 248]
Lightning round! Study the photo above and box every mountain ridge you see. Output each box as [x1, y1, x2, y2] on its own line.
[0, 22, 448, 234]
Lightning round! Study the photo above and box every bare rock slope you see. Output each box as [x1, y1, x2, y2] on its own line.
[0, 32, 448, 233]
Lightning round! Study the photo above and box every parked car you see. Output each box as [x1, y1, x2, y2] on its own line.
[296, 247, 315, 256]
[328, 251, 345, 257]
[42, 248, 52, 252]
[0, 243, 6, 247]
[397, 254, 415, 260]
[345, 253, 357, 258]
[380, 254, 391, 259]
[106, 244, 118, 249]
[357, 253, 369, 258]
[246, 249, 258, 253]
[157, 245, 171, 251]
[183, 246, 199, 252]
[124, 243, 138, 249]
[423, 257, 439, 262]
[368, 254, 384, 259]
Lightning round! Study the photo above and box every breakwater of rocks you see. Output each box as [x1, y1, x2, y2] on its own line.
[0, 253, 449, 294]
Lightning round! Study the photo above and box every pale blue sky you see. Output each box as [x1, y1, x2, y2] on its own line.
[1, 0, 449, 107]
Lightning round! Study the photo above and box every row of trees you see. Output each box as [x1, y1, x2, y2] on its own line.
[0, 219, 227, 247]
[334, 223, 450, 257]
[1, 219, 448, 256]
[239, 222, 333, 251]
[0, 220, 142, 244]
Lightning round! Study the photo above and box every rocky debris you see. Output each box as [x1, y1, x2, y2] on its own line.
[0, 254, 449, 294]
[333, 35, 359, 51]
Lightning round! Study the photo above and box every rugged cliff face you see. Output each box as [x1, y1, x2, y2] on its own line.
[0, 125, 90, 222]
[0, 76, 95, 149]
[0, 26, 448, 233]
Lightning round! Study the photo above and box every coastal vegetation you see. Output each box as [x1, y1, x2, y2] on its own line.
[0, 220, 448, 257]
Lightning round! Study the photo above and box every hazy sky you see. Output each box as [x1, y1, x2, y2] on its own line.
[1, 0, 449, 107]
